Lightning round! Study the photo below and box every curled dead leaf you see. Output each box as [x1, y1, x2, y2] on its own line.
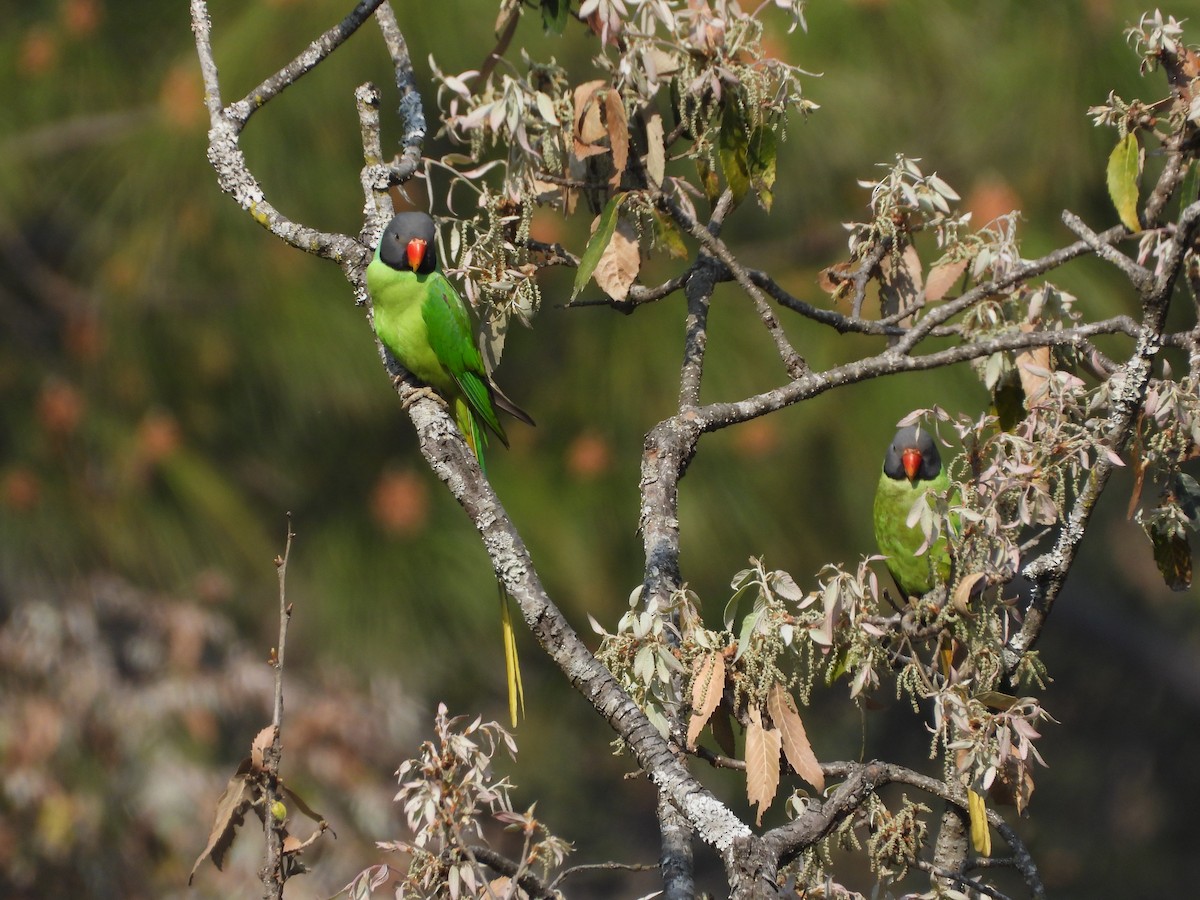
[951, 572, 986, 616]
[604, 89, 629, 186]
[251, 724, 277, 772]
[189, 759, 255, 884]
[281, 782, 331, 832]
[1015, 324, 1053, 410]
[592, 215, 640, 300]
[573, 80, 608, 159]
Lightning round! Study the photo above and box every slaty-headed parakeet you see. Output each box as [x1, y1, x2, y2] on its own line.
[368, 211, 534, 725]
[873, 425, 952, 599]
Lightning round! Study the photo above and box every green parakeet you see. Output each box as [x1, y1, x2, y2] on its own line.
[873, 425, 952, 599]
[368, 211, 534, 726]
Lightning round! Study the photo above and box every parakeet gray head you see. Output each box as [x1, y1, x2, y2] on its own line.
[377, 211, 438, 274]
[882, 425, 942, 485]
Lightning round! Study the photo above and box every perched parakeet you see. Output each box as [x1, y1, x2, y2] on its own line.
[368, 211, 534, 725]
[873, 425, 952, 599]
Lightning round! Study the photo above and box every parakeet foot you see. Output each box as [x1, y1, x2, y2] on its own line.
[398, 383, 448, 411]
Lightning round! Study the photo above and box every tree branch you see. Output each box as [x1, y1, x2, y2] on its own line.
[190, 0, 370, 263]
[261, 519, 295, 899]
[226, 0, 388, 129]
[658, 192, 807, 378]
[396, 380, 753, 855]
[1005, 199, 1200, 673]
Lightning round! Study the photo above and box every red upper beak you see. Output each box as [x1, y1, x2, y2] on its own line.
[406, 237, 427, 272]
[901, 447, 922, 482]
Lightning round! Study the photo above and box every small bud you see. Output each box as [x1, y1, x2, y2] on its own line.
[270, 800, 287, 822]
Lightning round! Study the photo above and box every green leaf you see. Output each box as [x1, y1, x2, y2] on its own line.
[1180, 161, 1200, 215]
[1175, 472, 1200, 525]
[990, 371, 1025, 432]
[1150, 522, 1192, 592]
[571, 194, 623, 300]
[734, 609, 760, 662]
[748, 125, 778, 211]
[719, 103, 750, 206]
[540, 0, 569, 34]
[1106, 132, 1141, 232]
[652, 208, 688, 259]
[696, 157, 721, 206]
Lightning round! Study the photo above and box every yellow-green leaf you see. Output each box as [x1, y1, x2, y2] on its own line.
[968, 788, 991, 856]
[697, 157, 720, 206]
[652, 208, 688, 259]
[571, 194, 623, 300]
[718, 103, 750, 206]
[748, 126, 778, 212]
[1106, 132, 1141, 233]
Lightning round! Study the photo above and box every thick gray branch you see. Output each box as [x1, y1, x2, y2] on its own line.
[396, 382, 752, 856]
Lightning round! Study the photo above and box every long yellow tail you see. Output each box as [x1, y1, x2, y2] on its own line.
[500, 586, 524, 727]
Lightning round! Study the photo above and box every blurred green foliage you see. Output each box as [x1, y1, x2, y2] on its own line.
[1, 1, 1198, 897]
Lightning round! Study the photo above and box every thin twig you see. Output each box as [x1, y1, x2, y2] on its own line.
[272, 517, 295, 730]
[227, 0, 388, 129]
[657, 191, 808, 377]
[916, 859, 1015, 900]
[262, 517, 295, 900]
[1061, 211, 1151, 291]
[548, 859, 660, 891]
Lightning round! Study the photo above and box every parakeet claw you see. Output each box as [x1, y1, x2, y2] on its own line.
[399, 384, 448, 410]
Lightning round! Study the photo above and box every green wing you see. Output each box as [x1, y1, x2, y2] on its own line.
[873, 471, 953, 598]
[420, 274, 508, 449]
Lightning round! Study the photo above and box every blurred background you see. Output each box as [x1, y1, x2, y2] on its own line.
[1, 0, 1197, 897]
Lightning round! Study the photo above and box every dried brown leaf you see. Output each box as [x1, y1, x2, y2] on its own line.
[644, 111, 665, 187]
[592, 215, 640, 300]
[988, 757, 1036, 815]
[687, 651, 726, 748]
[251, 724, 276, 772]
[573, 80, 607, 157]
[745, 705, 781, 826]
[189, 759, 255, 884]
[817, 262, 854, 298]
[951, 572, 986, 616]
[282, 834, 303, 854]
[924, 258, 967, 301]
[281, 782, 330, 830]
[604, 89, 629, 186]
[1015, 324, 1052, 409]
[766, 683, 824, 792]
